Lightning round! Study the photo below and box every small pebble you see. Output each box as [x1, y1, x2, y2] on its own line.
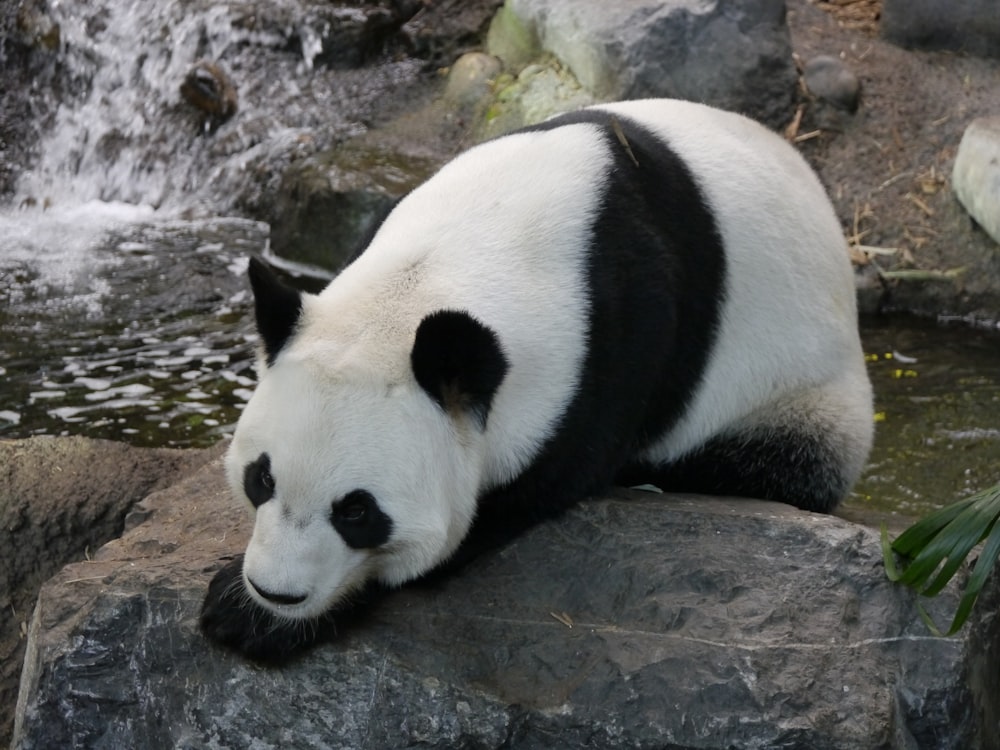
[803, 55, 860, 113]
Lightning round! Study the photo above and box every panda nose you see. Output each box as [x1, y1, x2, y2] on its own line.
[246, 577, 308, 606]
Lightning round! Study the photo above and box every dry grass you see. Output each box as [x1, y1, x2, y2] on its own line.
[812, 0, 881, 36]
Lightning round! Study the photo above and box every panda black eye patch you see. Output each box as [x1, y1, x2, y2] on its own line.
[243, 453, 275, 508]
[331, 489, 393, 549]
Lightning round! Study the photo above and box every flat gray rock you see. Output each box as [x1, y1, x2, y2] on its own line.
[12, 452, 999, 749]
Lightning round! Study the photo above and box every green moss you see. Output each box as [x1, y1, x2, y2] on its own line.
[486, 2, 540, 72]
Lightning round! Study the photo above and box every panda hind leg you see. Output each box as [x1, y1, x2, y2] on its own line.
[621, 380, 874, 513]
[621, 429, 844, 512]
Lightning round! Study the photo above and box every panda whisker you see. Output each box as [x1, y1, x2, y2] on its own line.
[223, 575, 250, 607]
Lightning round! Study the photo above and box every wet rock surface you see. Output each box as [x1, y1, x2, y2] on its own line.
[402, 0, 504, 63]
[11, 448, 1000, 749]
[0, 0, 61, 198]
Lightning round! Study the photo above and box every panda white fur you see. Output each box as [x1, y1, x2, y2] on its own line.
[201, 98, 874, 661]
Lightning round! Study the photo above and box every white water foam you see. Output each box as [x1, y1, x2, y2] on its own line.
[0, 200, 156, 315]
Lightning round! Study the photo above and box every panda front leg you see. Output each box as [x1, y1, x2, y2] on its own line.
[200, 556, 386, 663]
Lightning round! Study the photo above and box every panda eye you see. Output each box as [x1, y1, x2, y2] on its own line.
[339, 495, 369, 523]
[260, 469, 274, 491]
[243, 453, 276, 508]
[331, 489, 393, 549]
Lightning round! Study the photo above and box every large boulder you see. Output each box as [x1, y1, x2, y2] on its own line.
[487, 0, 798, 129]
[0, 437, 218, 747]
[12, 450, 999, 749]
[882, 0, 1000, 58]
[267, 144, 437, 273]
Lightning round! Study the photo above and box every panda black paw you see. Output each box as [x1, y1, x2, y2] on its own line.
[200, 556, 388, 664]
[200, 556, 319, 664]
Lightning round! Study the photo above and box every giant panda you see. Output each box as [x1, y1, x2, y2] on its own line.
[201, 98, 874, 661]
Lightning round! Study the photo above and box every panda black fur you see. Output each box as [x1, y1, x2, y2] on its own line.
[201, 99, 874, 661]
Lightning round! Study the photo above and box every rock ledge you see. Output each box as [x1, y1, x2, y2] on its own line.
[12, 453, 1000, 749]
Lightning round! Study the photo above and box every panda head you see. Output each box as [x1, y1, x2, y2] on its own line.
[225, 258, 508, 620]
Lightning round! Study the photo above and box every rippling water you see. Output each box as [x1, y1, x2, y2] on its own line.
[843, 315, 1000, 523]
[1, 206, 266, 446]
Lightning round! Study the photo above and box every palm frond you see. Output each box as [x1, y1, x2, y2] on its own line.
[881, 483, 1000, 635]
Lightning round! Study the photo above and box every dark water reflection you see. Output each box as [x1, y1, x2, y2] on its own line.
[843, 315, 999, 525]
[1, 216, 997, 523]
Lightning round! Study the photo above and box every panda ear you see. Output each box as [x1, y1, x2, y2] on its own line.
[411, 310, 509, 429]
[247, 257, 303, 366]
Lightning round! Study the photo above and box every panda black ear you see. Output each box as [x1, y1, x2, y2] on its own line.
[247, 257, 303, 366]
[411, 310, 509, 429]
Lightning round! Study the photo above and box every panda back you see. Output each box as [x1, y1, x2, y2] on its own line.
[595, 99, 866, 462]
[307, 99, 866, 505]
[308, 122, 615, 487]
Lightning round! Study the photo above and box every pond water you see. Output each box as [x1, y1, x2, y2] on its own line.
[0, 207, 265, 447]
[842, 315, 1000, 525]
[1, 209, 997, 525]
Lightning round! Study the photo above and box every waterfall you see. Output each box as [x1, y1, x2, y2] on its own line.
[0, 0, 431, 446]
[9, 0, 426, 213]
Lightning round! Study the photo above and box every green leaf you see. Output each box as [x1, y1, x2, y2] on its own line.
[890, 498, 971, 558]
[881, 524, 904, 581]
[883, 483, 1000, 635]
[920, 501, 997, 596]
[914, 599, 946, 637]
[944, 513, 1000, 634]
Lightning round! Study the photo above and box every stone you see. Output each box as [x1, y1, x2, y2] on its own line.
[443, 52, 503, 112]
[267, 144, 437, 273]
[401, 0, 504, 64]
[180, 61, 238, 130]
[882, 0, 1000, 58]
[12, 448, 1000, 749]
[803, 55, 860, 113]
[0, 437, 217, 747]
[286, 0, 424, 69]
[477, 58, 596, 140]
[14, 0, 59, 50]
[487, 0, 798, 128]
[953, 117, 1000, 247]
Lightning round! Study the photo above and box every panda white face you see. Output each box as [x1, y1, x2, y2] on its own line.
[226, 358, 484, 621]
[223, 260, 509, 623]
